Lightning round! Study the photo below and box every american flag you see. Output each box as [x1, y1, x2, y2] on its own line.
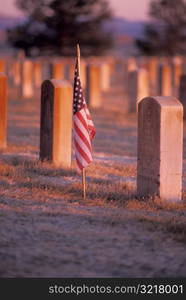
[73, 59, 96, 173]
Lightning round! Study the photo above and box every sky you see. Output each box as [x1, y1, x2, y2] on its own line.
[0, 0, 151, 21]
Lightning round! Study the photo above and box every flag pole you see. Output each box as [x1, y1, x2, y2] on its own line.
[76, 44, 86, 200]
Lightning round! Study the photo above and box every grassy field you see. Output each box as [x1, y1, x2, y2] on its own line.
[0, 69, 186, 277]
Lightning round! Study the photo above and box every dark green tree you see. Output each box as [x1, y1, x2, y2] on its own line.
[8, 0, 113, 56]
[136, 0, 186, 56]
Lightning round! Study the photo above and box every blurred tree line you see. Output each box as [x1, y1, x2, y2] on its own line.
[8, 0, 113, 56]
[136, 0, 186, 56]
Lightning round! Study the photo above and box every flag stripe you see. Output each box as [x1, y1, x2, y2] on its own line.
[74, 133, 92, 161]
[74, 145, 91, 170]
[76, 159, 83, 173]
[73, 58, 95, 172]
[74, 151, 84, 172]
[74, 140, 92, 164]
[74, 114, 90, 142]
[73, 126, 92, 153]
[76, 109, 89, 132]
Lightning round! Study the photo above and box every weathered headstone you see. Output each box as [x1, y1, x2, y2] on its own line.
[52, 60, 65, 80]
[148, 57, 158, 95]
[179, 74, 186, 119]
[79, 59, 86, 88]
[161, 60, 172, 96]
[127, 57, 137, 72]
[40, 79, 72, 167]
[22, 60, 34, 98]
[0, 73, 7, 149]
[13, 60, 21, 86]
[66, 58, 75, 82]
[157, 62, 163, 95]
[137, 96, 183, 202]
[136, 68, 150, 108]
[126, 58, 138, 112]
[122, 57, 128, 81]
[127, 68, 149, 113]
[34, 61, 42, 88]
[106, 56, 115, 85]
[42, 60, 51, 80]
[127, 70, 137, 113]
[86, 63, 102, 108]
[100, 62, 111, 91]
[173, 56, 183, 97]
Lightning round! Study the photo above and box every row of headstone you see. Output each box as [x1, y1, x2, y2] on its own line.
[0, 73, 73, 166]
[2, 53, 186, 117]
[0, 74, 183, 202]
[0, 56, 114, 109]
[123, 55, 186, 117]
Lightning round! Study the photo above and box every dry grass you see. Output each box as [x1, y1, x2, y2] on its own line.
[136, 214, 186, 243]
[0, 68, 186, 277]
[1, 155, 185, 212]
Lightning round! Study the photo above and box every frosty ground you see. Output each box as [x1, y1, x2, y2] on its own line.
[0, 76, 186, 277]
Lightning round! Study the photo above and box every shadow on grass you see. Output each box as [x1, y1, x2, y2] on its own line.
[1, 154, 186, 214]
